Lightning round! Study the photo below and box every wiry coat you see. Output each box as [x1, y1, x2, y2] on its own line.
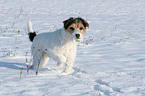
[28, 17, 89, 74]
[30, 28, 76, 74]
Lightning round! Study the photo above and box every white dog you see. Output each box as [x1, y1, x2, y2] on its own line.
[28, 17, 89, 74]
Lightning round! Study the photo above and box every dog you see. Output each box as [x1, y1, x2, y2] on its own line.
[28, 17, 89, 74]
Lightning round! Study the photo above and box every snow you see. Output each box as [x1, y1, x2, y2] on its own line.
[0, 0, 145, 96]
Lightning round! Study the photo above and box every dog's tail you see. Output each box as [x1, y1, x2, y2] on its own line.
[28, 20, 37, 42]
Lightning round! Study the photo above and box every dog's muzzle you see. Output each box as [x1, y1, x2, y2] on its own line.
[72, 30, 83, 42]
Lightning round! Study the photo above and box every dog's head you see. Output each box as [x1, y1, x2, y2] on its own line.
[63, 17, 89, 42]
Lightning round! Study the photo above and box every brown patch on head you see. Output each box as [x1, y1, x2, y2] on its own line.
[63, 17, 89, 35]
[67, 23, 86, 35]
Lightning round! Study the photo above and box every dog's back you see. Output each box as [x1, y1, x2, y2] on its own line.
[31, 29, 65, 50]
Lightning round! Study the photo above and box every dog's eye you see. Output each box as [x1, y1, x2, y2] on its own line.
[70, 27, 74, 30]
[80, 27, 84, 30]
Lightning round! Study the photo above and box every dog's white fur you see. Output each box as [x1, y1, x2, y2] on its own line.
[28, 21, 83, 74]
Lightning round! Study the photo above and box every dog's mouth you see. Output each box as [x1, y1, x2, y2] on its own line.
[75, 39, 81, 42]
[73, 37, 82, 43]
[73, 39, 80, 43]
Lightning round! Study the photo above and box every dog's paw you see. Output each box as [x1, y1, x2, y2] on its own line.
[61, 72, 68, 75]
[62, 70, 72, 75]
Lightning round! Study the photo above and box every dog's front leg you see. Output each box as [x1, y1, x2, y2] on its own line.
[56, 55, 66, 68]
[64, 60, 74, 74]
[52, 54, 66, 68]
[64, 51, 76, 74]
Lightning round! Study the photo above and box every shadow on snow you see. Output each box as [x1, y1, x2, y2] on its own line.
[0, 62, 27, 70]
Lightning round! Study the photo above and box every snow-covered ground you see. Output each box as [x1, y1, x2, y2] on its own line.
[0, 0, 145, 96]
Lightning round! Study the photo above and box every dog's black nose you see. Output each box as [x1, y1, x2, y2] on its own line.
[75, 34, 80, 38]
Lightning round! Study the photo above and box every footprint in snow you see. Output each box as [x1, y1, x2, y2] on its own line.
[69, 67, 88, 78]
[94, 79, 122, 95]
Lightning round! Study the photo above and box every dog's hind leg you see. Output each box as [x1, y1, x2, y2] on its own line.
[31, 51, 42, 69]
[40, 53, 49, 68]
[31, 51, 49, 69]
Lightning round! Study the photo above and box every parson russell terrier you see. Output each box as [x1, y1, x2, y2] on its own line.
[28, 17, 89, 74]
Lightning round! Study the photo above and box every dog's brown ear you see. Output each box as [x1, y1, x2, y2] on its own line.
[78, 17, 89, 28]
[63, 17, 74, 30]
